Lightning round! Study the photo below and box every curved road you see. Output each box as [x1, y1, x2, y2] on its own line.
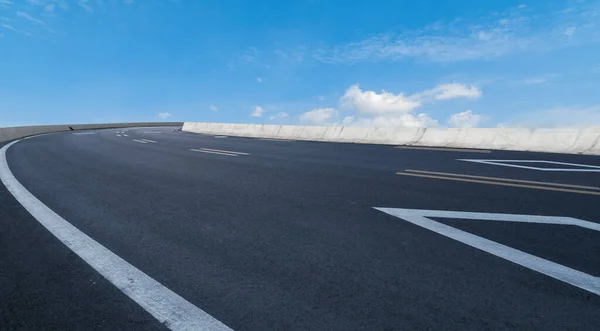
[1, 127, 599, 330]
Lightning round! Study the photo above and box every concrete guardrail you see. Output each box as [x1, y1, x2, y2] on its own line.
[182, 122, 600, 155]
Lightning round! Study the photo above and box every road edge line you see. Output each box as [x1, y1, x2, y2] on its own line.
[0, 139, 233, 331]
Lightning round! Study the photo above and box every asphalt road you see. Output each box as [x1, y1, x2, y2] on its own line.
[1, 127, 599, 330]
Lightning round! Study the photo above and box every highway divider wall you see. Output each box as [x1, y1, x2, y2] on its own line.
[182, 122, 600, 155]
[0, 122, 183, 143]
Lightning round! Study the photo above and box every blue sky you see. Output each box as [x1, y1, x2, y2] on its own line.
[1, 0, 600, 128]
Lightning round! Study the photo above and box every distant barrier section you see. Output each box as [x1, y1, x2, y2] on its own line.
[0, 122, 183, 143]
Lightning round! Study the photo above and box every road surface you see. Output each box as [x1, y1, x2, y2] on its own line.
[1, 127, 599, 330]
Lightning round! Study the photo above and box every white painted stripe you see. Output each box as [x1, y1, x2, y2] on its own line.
[190, 149, 238, 157]
[199, 148, 249, 155]
[213, 136, 228, 139]
[132, 139, 148, 144]
[459, 159, 600, 172]
[257, 138, 292, 142]
[143, 131, 162, 134]
[140, 139, 157, 143]
[116, 134, 122, 137]
[375, 208, 600, 296]
[122, 134, 128, 137]
[0, 140, 233, 331]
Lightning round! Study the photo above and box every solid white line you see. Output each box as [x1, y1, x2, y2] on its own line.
[0, 140, 233, 331]
[132, 139, 148, 144]
[375, 208, 600, 296]
[213, 136, 228, 139]
[140, 139, 157, 143]
[190, 149, 238, 156]
[199, 148, 249, 155]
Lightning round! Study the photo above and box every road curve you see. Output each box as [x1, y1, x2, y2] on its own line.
[1, 127, 599, 330]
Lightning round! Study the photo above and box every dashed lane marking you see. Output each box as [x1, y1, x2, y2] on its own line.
[139, 139, 157, 144]
[132, 139, 148, 144]
[0, 139, 234, 331]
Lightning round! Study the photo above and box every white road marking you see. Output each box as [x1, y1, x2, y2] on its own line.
[132, 139, 148, 144]
[0, 140, 233, 331]
[199, 148, 249, 156]
[257, 138, 292, 142]
[394, 146, 491, 153]
[375, 207, 600, 296]
[139, 139, 157, 143]
[143, 131, 162, 134]
[190, 149, 238, 157]
[122, 134, 128, 137]
[459, 159, 600, 172]
[72, 132, 97, 136]
[214, 136, 228, 139]
[116, 134, 122, 137]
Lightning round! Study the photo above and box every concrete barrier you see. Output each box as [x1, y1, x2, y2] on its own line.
[297, 126, 326, 141]
[277, 125, 306, 140]
[259, 125, 281, 138]
[0, 122, 183, 143]
[181, 122, 600, 155]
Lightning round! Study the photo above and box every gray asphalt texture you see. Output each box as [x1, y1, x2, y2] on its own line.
[1, 127, 599, 330]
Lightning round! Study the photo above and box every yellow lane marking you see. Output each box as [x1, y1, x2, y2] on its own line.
[395, 172, 600, 196]
[199, 147, 249, 155]
[190, 149, 238, 157]
[394, 146, 491, 153]
[405, 169, 600, 191]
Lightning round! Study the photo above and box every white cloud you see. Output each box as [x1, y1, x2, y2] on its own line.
[331, 83, 482, 128]
[0, 0, 13, 5]
[448, 110, 483, 128]
[17, 11, 43, 25]
[256, 77, 262, 83]
[564, 27, 576, 37]
[340, 84, 421, 115]
[250, 105, 264, 117]
[158, 112, 171, 119]
[416, 83, 482, 100]
[1, 23, 32, 36]
[312, 2, 600, 63]
[78, 0, 93, 12]
[269, 112, 289, 121]
[209, 104, 218, 112]
[299, 108, 337, 124]
[512, 75, 556, 85]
